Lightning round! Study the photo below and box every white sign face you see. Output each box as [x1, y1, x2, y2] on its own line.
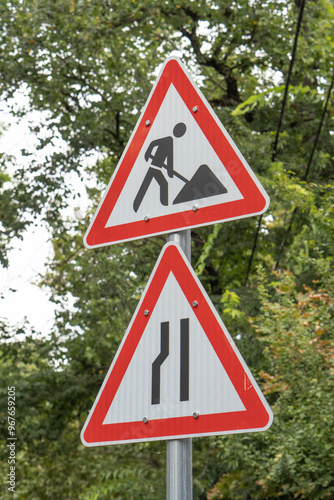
[103, 271, 245, 425]
[84, 57, 269, 248]
[105, 84, 243, 228]
[81, 243, 273, 446]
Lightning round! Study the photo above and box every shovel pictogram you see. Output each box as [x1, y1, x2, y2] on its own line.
[172, 164, 227, 205]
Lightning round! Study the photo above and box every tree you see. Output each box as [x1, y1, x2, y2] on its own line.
[208, 263, 334, 499]
[0, 0, 333, 498]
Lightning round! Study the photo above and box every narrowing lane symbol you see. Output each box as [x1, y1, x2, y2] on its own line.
[151, 319, 190, 405]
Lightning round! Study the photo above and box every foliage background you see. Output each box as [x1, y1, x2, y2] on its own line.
[1, 0, 333, 498]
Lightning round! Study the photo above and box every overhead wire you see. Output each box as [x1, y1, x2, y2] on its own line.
[244, 0, 306, 286]
[302, 70, 334, 183]
[274, 69, 334, 270]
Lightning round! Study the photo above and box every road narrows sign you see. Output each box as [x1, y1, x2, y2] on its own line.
[81, 242, 273, 446]
[84, 57, 269, 248]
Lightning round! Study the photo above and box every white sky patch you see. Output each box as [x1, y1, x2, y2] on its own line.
[0, 89, 97, 335]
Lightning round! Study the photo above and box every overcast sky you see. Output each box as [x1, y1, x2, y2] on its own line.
[0, 89, 98, 337]
[0, 94, 57, 335]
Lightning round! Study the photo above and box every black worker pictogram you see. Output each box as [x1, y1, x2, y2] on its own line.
[133, 121, 228, 213]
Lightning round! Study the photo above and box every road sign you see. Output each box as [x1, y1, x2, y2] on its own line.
[81, 242, 273, 446]
[84, 57, 270, 248]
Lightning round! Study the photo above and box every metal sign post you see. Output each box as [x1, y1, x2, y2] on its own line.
[167, 438, 192, 500]
[80, 56, 272, 500]
[166, 230, 192, 500]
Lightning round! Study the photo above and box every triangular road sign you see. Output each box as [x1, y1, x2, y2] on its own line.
[84, 57, 269, 248]
[81, 243, 273, 446]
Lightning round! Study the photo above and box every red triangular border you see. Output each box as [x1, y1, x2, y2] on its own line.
[81, 243, 273, 446]
[84, 57, 269, 248]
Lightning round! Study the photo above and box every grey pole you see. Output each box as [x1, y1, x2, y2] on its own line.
[167, 230, 191, 261]
[166, 229, 193, 500]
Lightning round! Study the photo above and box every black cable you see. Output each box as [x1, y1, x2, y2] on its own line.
[271, 0, 306, 163]
[274, 69, 334, 270]
[303, 70, 334, 182]
[244, 0, 306, 286]
[244, 213, 263, 286]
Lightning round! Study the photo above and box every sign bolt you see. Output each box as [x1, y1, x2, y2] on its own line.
[192, 205, 198, 212]
[145, 120, 151, 126]
[144, 215, 150, 222]
[144, 309, 149, 316]
[192, 301, 198, 308]
[143, 416, 149, 424]
[192, 106, 198, 113]
[193, 411, 200, 419]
